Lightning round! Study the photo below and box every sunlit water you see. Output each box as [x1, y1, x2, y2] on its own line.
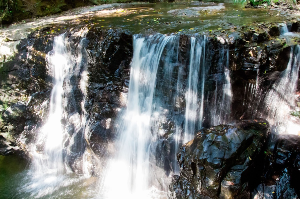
[99, 34, 174, 199]
[22, 34, 70, 198]
[184, 36, 206, 143]
[209, 47, 232, 126]
[258, 25, 300, 136]
[262, 45, 300, 135]
[18, 31, 96, 198]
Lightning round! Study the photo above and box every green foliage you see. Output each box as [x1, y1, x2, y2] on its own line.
[291, 111, 300, 118]
[0, 0, 22, 24]
[249, 0, 271, 6]
[0, 0, 70, 25]
[234, 0, 248, 4]
[248, 0, 298, 6]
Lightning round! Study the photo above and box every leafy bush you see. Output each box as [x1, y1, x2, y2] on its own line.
[249, 0, 271, 6]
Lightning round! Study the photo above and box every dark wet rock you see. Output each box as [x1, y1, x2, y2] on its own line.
[0, 135, 24, 156]
[170, 119, 269, 199]
[170, 124, 300, 198]
[84, 27, 133, 161]
[2, 102, 26, 121]
[250, 134, 300, 198]
[291, 21, 300, 32]
[269, 25, 280, 37]
[0, 101, 27, 156]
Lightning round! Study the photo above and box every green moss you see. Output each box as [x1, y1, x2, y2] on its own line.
[291, 111, 300, 118]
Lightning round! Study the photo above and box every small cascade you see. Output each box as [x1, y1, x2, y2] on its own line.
[150, 35, 181, 175]
[100, 34, 174, 199]
[25, 34, 70, 197]
[262, 45, 300, 135]
[280, 23, 289, 35]
[34, 34, 69, 174]
[22, 31, 96, 198]
[184, 36, 206, 143]
[63, 29, 94, 176]
[209, 47, 232, 126]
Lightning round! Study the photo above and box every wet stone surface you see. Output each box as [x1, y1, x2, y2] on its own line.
[170, 119, 270, 198]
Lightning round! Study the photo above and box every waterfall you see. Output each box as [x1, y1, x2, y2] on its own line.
[210, 47, 232, 126]
[34, 34, 69, 174]
[100, 34, 174, 199]
[280, 23, 289, 35]
[184, 36, 206, 143]
[22, 31, 94, 198]
[21, 32, 235, 198]
[63, 29, 93, 176]
[263, 45, 300, 135]
[24, 34, 70, 197]
[260, 25, 300, 135]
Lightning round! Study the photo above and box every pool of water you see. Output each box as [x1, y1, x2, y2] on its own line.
[0, 155, 28, 198]
[0, 155, 99, 198]
[84, 1, 284, 34]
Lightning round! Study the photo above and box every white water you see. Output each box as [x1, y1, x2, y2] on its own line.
[24, 34, 70, 197]
[100, 34, 173, 199]
[263, 45, 300, 135]
[22, 31, 96, 198]
[184, 36, 206, 143]
[280, 23, 289, 35]
[261, 25, 300, 136]
[210, 47, 232, 126]
[63, 29, 94, 177]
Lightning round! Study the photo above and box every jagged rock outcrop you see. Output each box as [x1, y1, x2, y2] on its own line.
[170, 121, 300, 199]
[84, 27, 133, 164]
[170, 119, 270, 198]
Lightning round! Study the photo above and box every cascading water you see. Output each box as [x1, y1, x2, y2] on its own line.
[25, 34, 70, 197]
[209, 47, 232, 126]
[98, 34, 235, 198]
[100, 34, 174, 199]
[280, 23, 289, 35]
[22, 31, 96, 198]
[255, 25, 300, 135]
[262, 45, 300, 135]
[184, 36, 206, 143]
[63, 29, 94, 176]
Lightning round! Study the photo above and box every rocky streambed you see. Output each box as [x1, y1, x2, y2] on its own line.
[0, 1, 300, 198]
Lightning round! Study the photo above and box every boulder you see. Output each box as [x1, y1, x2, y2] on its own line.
[170, 119, 270, 198]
